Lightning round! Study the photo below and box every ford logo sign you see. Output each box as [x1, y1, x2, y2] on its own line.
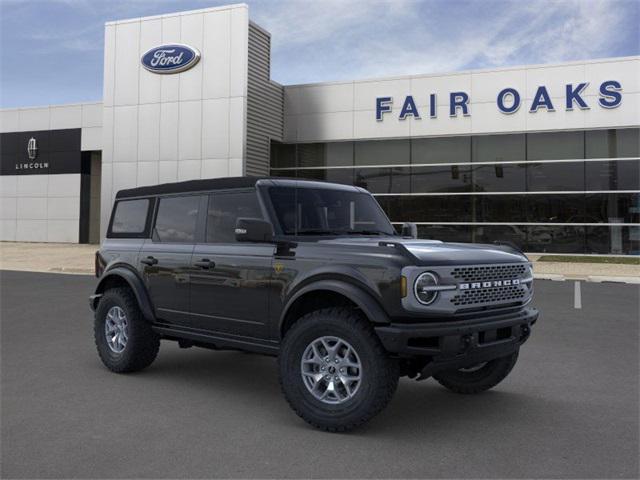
[141, 44, 201, 74]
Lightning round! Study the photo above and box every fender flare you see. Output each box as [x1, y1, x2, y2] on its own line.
[93, 267, 156, 323]
[279, 279, 390, 335]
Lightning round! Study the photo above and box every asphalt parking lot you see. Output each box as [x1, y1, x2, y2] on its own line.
[1, 270, 638, 479]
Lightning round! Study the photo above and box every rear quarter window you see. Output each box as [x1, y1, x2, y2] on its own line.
[109, 199, 151, 237]
[153, 195, 200, 243]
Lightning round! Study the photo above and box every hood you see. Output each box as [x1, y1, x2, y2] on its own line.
[316, 236, 528, 266]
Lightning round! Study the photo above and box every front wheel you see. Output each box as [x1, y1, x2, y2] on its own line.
[94, 287, 160, 373]
[278, 308, 399, 432]
[433, 350, 519, 394]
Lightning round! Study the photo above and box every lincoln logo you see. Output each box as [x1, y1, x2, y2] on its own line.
[459, 279, 520, 290]
[141, 44, 200, 74]
[27, 137, 38, 160]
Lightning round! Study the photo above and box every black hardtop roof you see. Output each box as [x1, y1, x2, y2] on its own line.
[115, 176, 363, 199]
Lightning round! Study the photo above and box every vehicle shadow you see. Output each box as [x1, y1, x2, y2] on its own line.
[134, 346, 546, 435]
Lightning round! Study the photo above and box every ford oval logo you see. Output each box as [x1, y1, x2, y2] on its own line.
[141, 44, 201, 74]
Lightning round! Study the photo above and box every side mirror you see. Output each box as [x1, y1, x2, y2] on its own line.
[401, 222, 418, 239]
[235, 218, 274, 243]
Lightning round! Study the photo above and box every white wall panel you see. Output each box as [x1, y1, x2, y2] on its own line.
[0, 220, 17, 241]
[48, 174, 80, 197]
[178, 101, 202, 160]
[17, 175, 48, 197]
[137, 103, 161, 161]
[228, 96, 245, 159]
[0, 176, 18, 197]
[525, 64, 585, 100]
[138, 18, 162, 105]
[159, 102, 179, 161]
[177, 159, 201, 180]
[158, 160, 178, 183]
[114, 21, 141, 106]
[81, 103, 103, 127]
[354, 78, 411, 112]
[101, 107, 114, 163]
[17, 197, 47, 220]
[18, 108, 50, 131]
[229, 7, 248, 98]
[201, 98, 229, 159]
[113, 106, 138, 162]
[112, 162, 137, 193]
[50, 105, 82, 129]
[228, 158, 243, 177]
[81, 126, 103, 151]
[103, 25, 116, 107]
[160, 16, 181, 103]
[292, 83, 353, 115]
[0, 197, 17, 219]
[411, 74, 472, 108]
[0, 109, 19, 133]
[202, 10, 231, 99]
[179, 14, 204, 102]
[472, 69, 526, 104]
[201, 158, 228, 178]
[47, 197, 80, 220]
[586, 58, 640, 94]
[137, 161, 159, 186]
[16, 220, 47, 242]
[47, 220, 79, 243]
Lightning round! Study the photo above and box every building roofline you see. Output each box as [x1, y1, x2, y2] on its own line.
[104, 3, 248, 26]
[282, 55, 640, 89]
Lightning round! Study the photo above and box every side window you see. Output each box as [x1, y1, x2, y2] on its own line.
[206, 191, 263, 243]
[154, 195, 200, 243]
[110, 199, 150, 236]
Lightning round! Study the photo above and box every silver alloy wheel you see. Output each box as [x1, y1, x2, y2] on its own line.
[300, 336, 362, 405]
[105, 306, 129, 353]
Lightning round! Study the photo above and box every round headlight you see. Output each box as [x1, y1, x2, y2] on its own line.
[414, 272, 439, 305]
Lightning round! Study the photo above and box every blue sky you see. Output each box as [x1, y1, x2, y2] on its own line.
[1, 0, 638, 108]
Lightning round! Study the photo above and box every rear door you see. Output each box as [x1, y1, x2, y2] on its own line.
[140, 194, 204, 325]
[189, 189, 275, 338]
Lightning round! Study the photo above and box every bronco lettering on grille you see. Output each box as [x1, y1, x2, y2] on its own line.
[459, 279, 520, 290]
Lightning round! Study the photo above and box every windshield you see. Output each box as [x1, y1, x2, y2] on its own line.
[267, 186, 397, 236]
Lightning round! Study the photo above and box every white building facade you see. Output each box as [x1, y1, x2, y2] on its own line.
[1, 3, 638, 254]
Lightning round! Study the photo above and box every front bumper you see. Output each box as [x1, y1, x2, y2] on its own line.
[375, 307, 538, 375]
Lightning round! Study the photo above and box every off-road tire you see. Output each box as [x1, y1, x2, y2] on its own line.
[433, 350, 519, 394]
[94, 287, 160, 373]
[278, 307, 399, 432]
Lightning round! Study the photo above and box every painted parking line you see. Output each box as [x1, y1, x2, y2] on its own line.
[574, 281, 582, 309]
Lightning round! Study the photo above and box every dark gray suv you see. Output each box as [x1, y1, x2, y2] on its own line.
[91, 177, 538, 432]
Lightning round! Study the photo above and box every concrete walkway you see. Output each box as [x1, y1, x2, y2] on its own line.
[1, 242, 639, 283]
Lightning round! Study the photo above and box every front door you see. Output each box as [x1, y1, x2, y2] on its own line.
[189, 190, 274, 338]
[140, 194, 203, 325]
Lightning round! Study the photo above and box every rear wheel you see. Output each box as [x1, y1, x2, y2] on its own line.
[433, 350, 519, 394]
[278, 307, 399, 432]
[94, 287, 160, 373]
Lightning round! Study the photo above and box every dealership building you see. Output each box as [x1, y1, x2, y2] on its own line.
[1, 3, 638, 254]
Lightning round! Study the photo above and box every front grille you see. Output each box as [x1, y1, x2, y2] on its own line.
[449, 263, 531, 308]
[451, 264, 528, 283]
[451, 285, 527, 306]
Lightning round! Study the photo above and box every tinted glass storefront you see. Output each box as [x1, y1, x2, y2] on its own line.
[270, 128, 640, 254]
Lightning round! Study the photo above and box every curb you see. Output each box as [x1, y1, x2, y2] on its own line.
[534, 273, 640, 284]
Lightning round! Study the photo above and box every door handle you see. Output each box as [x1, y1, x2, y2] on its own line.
[194, 258, 215, 269]
[141, 256, 158, 266]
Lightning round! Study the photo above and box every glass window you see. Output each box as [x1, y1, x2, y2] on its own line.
[527, 131, 584, 160]
[206, 191, 263, 243]
[270, 142, 296, 168]
[354, 167, 411, 194]
[525, 226, 586, 253]
[585, 160, 640, 190]
[418, 225, 473, 243]
[473, 224, 528, 249]
[526, 161, 585, 191]
[475, 195, 528, 223]
[472, 164, 526, 192]
[297, 142, 353, 167]
[154, 195, 200, 243]
[382, 195, 473, 223]
[472, 134, 525, 163]
[111, 199, 149, 234]
[585, 192, 640, 224]
[297, 168, 355, 185]
[526, 194, 585, 223]
[267, 186, 395, 236]
[412, 165, 473, 193]
[412, 136, 470, 164]
[355, 139, 410, 166]
[585, 128, 640, 158]
[586, 226, 640, 255]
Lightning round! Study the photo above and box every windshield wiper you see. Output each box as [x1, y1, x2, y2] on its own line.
[295, 229, 345, 235]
